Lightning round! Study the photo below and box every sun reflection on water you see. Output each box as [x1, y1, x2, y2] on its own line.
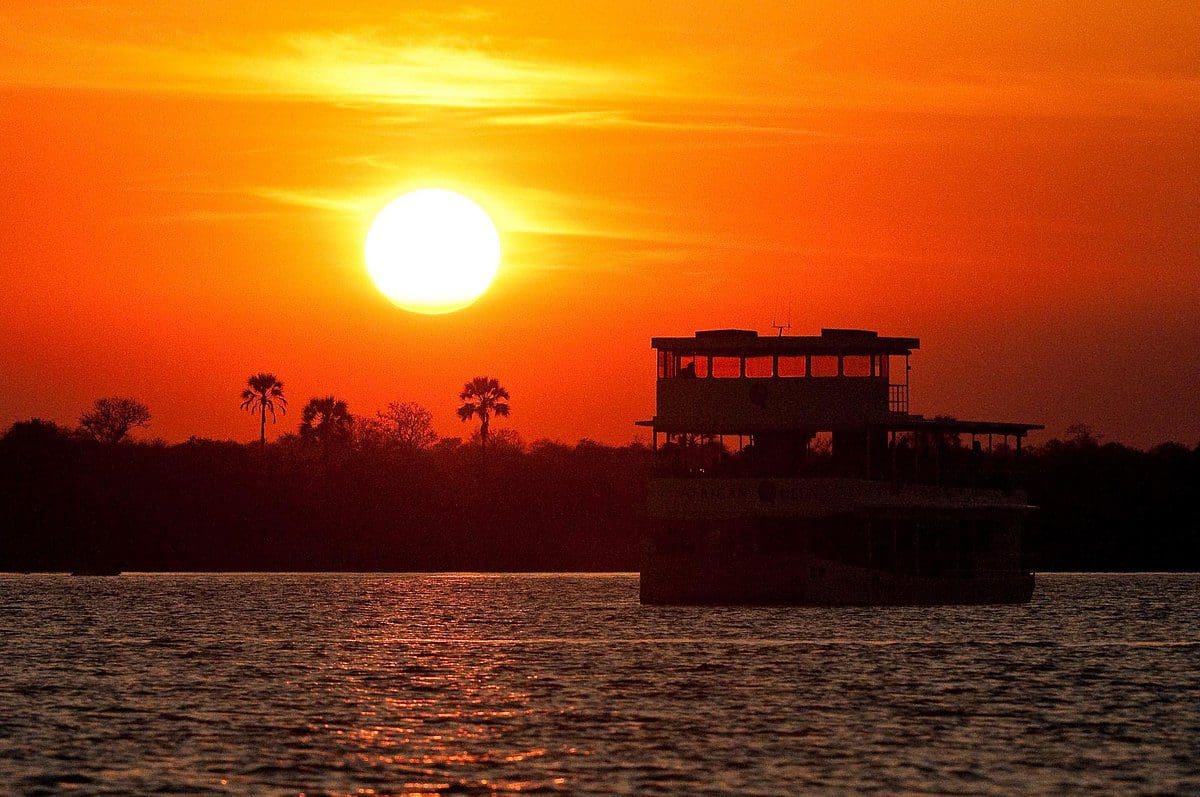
[2, 573, 1198, 794]
[311, 604, 571, 794]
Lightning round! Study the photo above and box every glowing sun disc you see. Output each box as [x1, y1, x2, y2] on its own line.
[365, 189, 501, 314]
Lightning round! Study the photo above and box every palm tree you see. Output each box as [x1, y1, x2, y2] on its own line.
[299, 396, 354, 446]
[240, 373, 287, 448]
[456, 376, 510, 450]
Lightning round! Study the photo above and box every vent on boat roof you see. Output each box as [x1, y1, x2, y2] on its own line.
[695, 329, 758, 338]
[820, 328, 878, 339]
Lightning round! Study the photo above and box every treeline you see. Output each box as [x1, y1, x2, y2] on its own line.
[0, 421, 649, 572]
[1, 421, 1198, 572]
[1025, 433, 1200, 571]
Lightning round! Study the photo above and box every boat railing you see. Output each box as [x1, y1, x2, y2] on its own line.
[653, 446, 1028, 491]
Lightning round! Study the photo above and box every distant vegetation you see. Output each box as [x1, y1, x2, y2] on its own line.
[0, 385, 1197, 572]
[0, 421, 646, 573]
[457, 376, 511, 450]
[239, 373, 287, 448]
[1023, 428, 1200, 571]
[0, 375, 646, 572]
[78, 397, 151, 445]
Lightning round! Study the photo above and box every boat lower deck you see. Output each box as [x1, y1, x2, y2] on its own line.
[641, 499, 1035, 605]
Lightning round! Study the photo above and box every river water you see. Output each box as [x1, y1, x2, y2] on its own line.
[1, 573, 1197, 794]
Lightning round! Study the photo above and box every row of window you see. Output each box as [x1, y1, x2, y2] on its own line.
[657, 352, 894, 379]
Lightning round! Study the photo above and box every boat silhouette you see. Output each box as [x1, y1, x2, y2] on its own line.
[638, 327, 1042, 605]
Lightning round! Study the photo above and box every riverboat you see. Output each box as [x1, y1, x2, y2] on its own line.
[638, 328, 1042, 605]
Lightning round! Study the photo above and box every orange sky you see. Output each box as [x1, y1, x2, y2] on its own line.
[2, 1, 1198, 447]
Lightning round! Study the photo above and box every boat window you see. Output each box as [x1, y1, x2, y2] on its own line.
[657, 350, 676, 378]
[777, 355, 807, 377]
[677, 354, 707, 378]
[842, 355, 872, 377]
[744, 356, 773, 378]
[711, 356, 741, 378]
[810, 355, 839, 377]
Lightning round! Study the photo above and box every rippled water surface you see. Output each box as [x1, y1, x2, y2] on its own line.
[2, 573, 1198, 794]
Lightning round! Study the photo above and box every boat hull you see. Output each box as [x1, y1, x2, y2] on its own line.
[641, 477, 1036, 606]
[641, 551, 1033, 606]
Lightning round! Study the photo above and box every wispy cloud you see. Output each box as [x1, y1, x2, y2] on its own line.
[3, 7, 1193, 123]
[240, 181, 663, 242]
[0, 24, 648, 109]
[8, 2, 1196, 275]
[484, 107, 845, 139]
[246, 187, 368, 215]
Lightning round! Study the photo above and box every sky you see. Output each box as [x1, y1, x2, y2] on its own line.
[2, 1, 1198, 448]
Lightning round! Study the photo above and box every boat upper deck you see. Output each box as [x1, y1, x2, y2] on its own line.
[641, 327, 1042, 471]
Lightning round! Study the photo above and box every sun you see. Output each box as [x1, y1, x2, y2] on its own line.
[365, 189, 501, 315]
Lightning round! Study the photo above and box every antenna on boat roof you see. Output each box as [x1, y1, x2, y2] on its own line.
[769, 298, 792, 336]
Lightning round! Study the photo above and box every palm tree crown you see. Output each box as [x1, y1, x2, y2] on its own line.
[240, 373, 287, 447]
[456, 376, 510, 450]
[299, 396, 354, 446]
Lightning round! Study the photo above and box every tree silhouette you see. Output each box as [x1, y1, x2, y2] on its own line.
[469, 426, 524, 453]
[364, 401, 438, 451]
[300, 396, 354, 446]
[240, 373, 287, 448]
[3, 419, 67, 446]
[456, 377, 510, 450]
[1066, 423, 1101, 447]
[79, 397, 151, 445]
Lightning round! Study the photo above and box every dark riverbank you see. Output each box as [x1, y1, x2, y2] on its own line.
[2, 422, 1197, 572]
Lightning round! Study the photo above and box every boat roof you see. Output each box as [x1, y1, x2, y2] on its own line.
[652, 328, 920, 355]
[881, 415, 1044, 436]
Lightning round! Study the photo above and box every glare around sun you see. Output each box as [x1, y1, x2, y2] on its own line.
[365, 189, 501, 315]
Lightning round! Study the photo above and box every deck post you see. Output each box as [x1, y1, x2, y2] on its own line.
[864, 424, 871, 479]
[890, 431, 898, 484]
[913, 433, 920, 483]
